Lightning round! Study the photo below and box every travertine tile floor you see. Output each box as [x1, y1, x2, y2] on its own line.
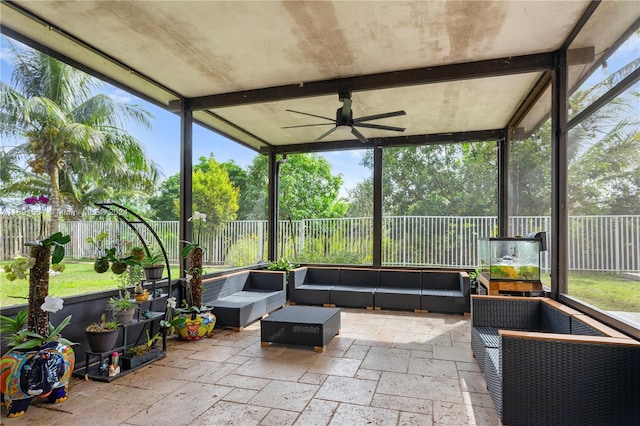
[4, 308, 501, 425]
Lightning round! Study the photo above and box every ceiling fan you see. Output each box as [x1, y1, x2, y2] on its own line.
[282, 90, 406, 143]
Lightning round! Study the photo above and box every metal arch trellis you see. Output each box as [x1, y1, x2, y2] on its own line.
[94, 202, 172, 287]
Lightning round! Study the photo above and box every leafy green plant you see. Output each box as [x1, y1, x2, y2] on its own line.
[85, 313, 119, 333]
[0, 308, 76, 350]
[26, 232, 71, 264]
[125, 344, 147, 357]
[267, 257, 299, 273]
[107, 292, 136, 313]
[124, 329, 161, 357]
[141, 253, 163, 267]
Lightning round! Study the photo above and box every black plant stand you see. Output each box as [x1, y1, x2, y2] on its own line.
[72, 203, 173, 382]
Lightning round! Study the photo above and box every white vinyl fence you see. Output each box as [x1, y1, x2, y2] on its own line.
[1, 215, 638, 272]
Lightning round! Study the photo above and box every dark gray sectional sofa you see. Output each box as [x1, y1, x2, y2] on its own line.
[289, 266, 469, 314]
[471, 295, 640, 425]
[201, 270, 286, 330]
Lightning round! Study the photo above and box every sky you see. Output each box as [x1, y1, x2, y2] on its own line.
[0, 35, 369, 198]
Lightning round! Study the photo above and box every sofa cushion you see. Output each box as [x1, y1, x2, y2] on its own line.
[422, 271, 461, 290]
[291, 284, 333, 305]
[330, 285, 375, 307]
[306, 267, 340, 285]
[339, 268, 379, 287]
[373, 288, 422, 311]
[378, 270, 421, 289]
[422, 289, 463, 297]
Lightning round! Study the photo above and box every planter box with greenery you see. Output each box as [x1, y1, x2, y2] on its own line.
[121, 330, 163, 369]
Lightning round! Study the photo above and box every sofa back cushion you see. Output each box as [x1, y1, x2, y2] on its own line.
[340, 268, 379, 287]
[248, 271, 286, 291]
[379, 269, 421, 289]
[422, 271, 461, 291]
[306, 267, 340, 284]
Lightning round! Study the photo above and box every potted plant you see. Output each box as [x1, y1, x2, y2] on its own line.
[85, 313, 120, 353]
[121, 329, 163, 369]
[181, 211, 207, 309]
[107, 291, 137, 325]
[141, 252, 164, 280]
[173, 300, 215, 341]
[129, 245, 146, 262]
[0, 195, 76, 418]
[159, 297, 186, 336]
[133, 282, 149, 301]
[88, 233, 138, 275]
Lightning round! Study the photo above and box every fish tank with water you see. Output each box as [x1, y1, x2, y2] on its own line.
[478, 237, 542, 282]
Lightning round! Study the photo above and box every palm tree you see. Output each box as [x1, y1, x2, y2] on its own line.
[0, 41, 158, 230]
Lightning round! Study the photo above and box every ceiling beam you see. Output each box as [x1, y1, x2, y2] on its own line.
[262, 129, 505, 155]
[171, 53, 555, 111]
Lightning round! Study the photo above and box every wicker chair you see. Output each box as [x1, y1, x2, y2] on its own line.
[472, 295, 640, 425]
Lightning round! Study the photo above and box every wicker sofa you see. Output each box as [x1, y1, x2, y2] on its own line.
[289, 266, 469, 313]
[201, 270, 286, 330]
[471, 295, 640, 425]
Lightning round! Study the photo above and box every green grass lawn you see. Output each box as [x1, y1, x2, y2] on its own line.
[565, 272, 640, 312]
[0, 261, 224, 307]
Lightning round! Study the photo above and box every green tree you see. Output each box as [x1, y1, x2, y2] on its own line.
[353, 142, 498, 217]
[244, 154, 347, 220]
[0, 42, 158, 229]
[567, 62, 640, 215]
[174, 155, 239, 230]
[220, 160, 254, 220]
[148, 174, 180, 220]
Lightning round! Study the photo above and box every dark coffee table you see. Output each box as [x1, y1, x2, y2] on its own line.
[261, 306, 341, 352]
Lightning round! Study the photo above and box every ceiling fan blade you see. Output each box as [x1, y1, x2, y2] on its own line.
[315, 126, 338, 141]
[282, 123, 334, 129]
[350, 127, 369, 144]
[286, 109, 335, 122]
[354, 122, 405, 132]
[353, 110, 406, 123]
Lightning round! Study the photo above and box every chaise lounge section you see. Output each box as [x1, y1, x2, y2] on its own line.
[201, 270, 286, 330]
[471, 295, 640, 425]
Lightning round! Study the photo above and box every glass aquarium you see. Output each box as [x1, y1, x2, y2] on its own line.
[478, 237, 541, 282]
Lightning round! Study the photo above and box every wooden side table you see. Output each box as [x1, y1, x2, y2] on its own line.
[478, 273, 542, 296]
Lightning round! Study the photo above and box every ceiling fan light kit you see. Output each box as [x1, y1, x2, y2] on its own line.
[284, 90, 406, 143]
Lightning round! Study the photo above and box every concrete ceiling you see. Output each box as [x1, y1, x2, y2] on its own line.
[1, 1, 637, 152]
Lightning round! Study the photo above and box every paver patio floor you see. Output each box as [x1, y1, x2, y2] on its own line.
[3, 307, 500, 425]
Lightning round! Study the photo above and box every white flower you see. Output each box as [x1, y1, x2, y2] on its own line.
[41, 295, 64, 313]
[167, 297, 177, 309]
[193, 211, 207, 222]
